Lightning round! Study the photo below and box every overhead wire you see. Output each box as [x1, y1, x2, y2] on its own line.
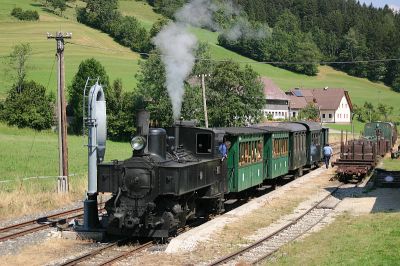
[66, 41, 400, 65]
[22, 55, 57, 183]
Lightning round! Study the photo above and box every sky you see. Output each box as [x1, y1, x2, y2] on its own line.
[359, 0, 400, 11]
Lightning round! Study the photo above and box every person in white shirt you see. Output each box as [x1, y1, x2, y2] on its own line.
[323, 143, 333, 169]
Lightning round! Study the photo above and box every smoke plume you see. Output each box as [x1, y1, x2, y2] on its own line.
[153, 0, 269, 119]
[175, 0, 219, 30]
[223, 17, 271, 41]
[153, 23, 197, 120]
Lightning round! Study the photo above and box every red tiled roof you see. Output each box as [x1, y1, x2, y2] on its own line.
[289, 88, 353, 111]
[261, 77, 288, 100]
[287, 95, 307, 109]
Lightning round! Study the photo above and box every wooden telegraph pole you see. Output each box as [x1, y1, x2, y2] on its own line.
[200, 74, 209, 128]
[48, 32, 72, 193]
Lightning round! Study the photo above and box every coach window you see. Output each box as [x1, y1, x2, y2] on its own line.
[257, 140, 263, 161]
[196, 133, 212, 154]
[239, 143, 244, 166]
[283, 138, 288, 155]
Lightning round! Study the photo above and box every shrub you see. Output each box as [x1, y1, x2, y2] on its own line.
[0, 81, 54, 130]
[11, 8, 39, 21]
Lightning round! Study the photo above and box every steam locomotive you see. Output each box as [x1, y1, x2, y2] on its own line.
[94, 111, 329, 239]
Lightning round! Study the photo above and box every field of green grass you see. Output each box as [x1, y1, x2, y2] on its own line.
[268, 213, 400, 265]
[0, 0, 140, 99]
[380, 157, 400, 171]
[0, 122, 131, 183]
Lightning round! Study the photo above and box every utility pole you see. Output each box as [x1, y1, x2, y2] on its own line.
[200, 74, 209, 128]
[48, 32, 72, 193]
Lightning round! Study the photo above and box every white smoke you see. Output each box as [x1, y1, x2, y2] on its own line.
[224, 17, 271, 41]
[175, 0, 219, 30]
[153, 23, 197, 120]
[153, 0, 269, 119]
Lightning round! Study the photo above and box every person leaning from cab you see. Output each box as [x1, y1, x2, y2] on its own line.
[219, 139, 231, 161]
[323, 143, 333, 169]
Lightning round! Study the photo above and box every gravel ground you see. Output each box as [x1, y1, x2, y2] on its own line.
[0, 201, 83, 257]
[0, 201, 82, 229]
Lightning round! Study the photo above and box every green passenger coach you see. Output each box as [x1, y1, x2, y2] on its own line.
[218, 128, 266, 193]
[259, 126, 290, 179]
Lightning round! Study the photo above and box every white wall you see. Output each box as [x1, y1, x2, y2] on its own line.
[320, 111, 335, 123]
[320, 96, 351, 123]
[263, 109, 288, 119]
[334, 96, 351, 123]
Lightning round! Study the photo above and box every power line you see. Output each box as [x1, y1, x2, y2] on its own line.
[67, 41, 400, 65]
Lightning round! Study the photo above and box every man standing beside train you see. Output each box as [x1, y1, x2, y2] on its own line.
[323, 143, 333, 169]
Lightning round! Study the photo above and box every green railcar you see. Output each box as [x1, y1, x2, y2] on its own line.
[220, 128, 266, 193]
[295, 121, 322, 166]
[364, 122, 397, 148]
[264, 130, 290, 179]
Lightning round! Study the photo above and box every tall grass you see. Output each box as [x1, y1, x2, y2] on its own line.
[0, 175, 87, 220]
[0, 122, 131, 220]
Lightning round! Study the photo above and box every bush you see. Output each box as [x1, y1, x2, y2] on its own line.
[0, 81, 54, 130]
[110, 16, 150, 52]
[11, 8, 39, 21]
[76, 0, 150, 53]
[68, 58, 110, 134]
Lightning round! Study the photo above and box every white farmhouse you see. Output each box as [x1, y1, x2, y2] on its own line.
[287, 87, 353, 123]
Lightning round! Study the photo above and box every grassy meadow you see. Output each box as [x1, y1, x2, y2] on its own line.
[268, 213, 400, 265]
[0, 122, 131, 219]
[0, 0, 140, 99]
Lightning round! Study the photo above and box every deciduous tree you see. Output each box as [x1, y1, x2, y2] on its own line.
[0, 81, 54, 130]
[7, 43, 32, 92]
[68, 58, 110, 134]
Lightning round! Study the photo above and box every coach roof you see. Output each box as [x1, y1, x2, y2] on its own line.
[217, 127, 272, 136]
[256, 122, 307, 132]
[294, 121, 322, 131]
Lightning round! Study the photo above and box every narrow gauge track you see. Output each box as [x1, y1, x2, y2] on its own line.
[0, 206, 104, 242]
[208, 182, 357, 266]
[60, 239, 153, 266]
[60, 226, 191, 266]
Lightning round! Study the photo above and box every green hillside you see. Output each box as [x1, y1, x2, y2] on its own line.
[1, 0, 399, 118]
[0, 0, 140, 99]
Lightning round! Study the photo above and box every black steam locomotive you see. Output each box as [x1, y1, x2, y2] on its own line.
[97, 113, 227, 238]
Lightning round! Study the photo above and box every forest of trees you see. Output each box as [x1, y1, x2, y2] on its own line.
[233, 0, 400, 90]
[149, 0, 400, 90]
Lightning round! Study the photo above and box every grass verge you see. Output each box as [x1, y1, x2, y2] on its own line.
[380, 157, 400, 171]
[0, 175, 86, 220]
[0, 122, 131, 220]
[268, 212, 400, 266]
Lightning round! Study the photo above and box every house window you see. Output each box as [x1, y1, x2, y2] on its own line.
[293, 112, 296, 117]
[322, 114, 326, 118]
[329, 114, 332, 118]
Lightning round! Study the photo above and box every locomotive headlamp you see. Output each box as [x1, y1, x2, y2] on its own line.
[131, 136, 146, 151]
